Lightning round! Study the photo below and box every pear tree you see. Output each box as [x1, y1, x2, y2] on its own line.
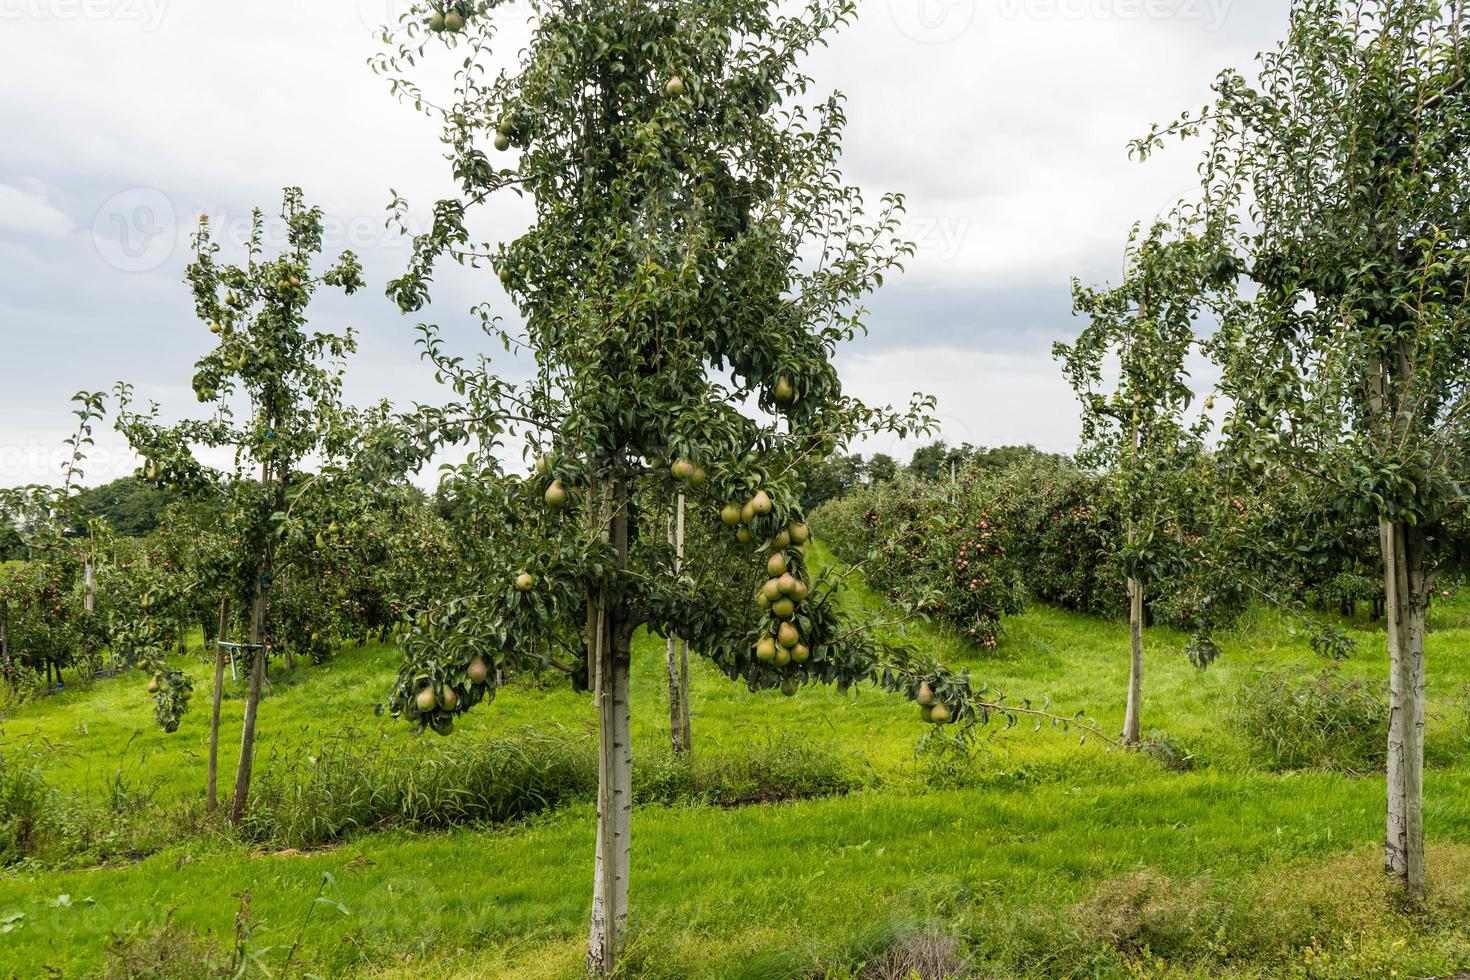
[115, 188, 372, 821]
[373, 1, 1110, 971]
[1058, 222, 1216, 745]
[1134, 0, 1470, 897]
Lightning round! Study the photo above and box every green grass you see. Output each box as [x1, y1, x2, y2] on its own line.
[2, 547, 1470, 977]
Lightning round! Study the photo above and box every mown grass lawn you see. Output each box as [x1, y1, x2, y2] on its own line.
[2, 546, 1469, 978]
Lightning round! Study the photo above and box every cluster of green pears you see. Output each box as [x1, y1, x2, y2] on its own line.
[718, 492, 813, 695]
[915, 680, 955, 725]
[426, 5, 467, 34]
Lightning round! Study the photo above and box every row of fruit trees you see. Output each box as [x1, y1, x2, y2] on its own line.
[3, 0, 1468, 972]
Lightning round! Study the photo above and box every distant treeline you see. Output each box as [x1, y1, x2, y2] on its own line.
[1, 477, 464, 561]
[802, 442, 1061, 512]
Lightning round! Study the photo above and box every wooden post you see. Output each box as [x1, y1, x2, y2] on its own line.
[83, 558, 96, 615]
[678, 636, 691, 753]
[230, 572, 268, 824]
[207, 597, 229, 815]
[666, 494, 690, 756]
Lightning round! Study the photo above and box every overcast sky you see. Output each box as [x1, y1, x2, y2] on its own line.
[0, 0, 1284, 488]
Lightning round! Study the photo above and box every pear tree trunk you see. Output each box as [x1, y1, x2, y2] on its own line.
[1381, 519, 1427, 899]
[1123, 577, 1144, 746]
[588, 478, 633, 976]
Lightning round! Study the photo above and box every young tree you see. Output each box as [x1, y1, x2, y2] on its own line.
[372, 1, 1106, 970]
[1058, 222, 1213, 745]
[1136, 0, 1470, 897]
[116, 189, 369, 821]
[0, 392, 106, 690]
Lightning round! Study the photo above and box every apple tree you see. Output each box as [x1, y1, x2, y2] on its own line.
[0, 391, 106, 690]
[372, 1, 1111, 970]
[1134, 0, 1470, 896]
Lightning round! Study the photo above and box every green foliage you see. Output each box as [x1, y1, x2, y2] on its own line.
[95, 515, 230, 674]
[239, 726, 856, 851]
[271, 483, 457, 665]
[866, 453, 900, 484]
[991, 455, 1121, 617]
[240, 728, 599, 849]
[1060, 222, 1214, 595]
[67, 477, 180, 538]
[0, 525, 23, 562]
[0, 750, 51, 866]
[907, 441, 1060, 483]
[799, 453, 872, 512]
[1234, 667, 1388, 773]
[114, 187, 374, 646]
[1138, 731, 1199, 773]
[0, 747, 169, 869]
[0, 393, 108, 686]
[637, 733, 858, 807]
[111, 189, 427, 747]
[100, 918, 224, 980]
[372, 0, 987, 739]
[811, 472, 1025, 649]
[814, 454, 1253, 648]
[0, 558, 88, 684]
[1140, 0, 1470, 542]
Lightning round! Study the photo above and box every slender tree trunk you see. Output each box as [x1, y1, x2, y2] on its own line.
[666, 494, 690, 756]
[0, 602, 10, 683]
[588, 478, 633, 976]
[230, 573, 268, 823]
[1123, 577, 1144, 746]
[1382, 519, 1427, 899]
[207, 597, 229, 815]
[83, 558, 96, 615]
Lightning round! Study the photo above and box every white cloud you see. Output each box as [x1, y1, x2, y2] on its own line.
[839, 345, 1082, 461]
[0, 0, 1291, 486]
[0, 182, 74, 239]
